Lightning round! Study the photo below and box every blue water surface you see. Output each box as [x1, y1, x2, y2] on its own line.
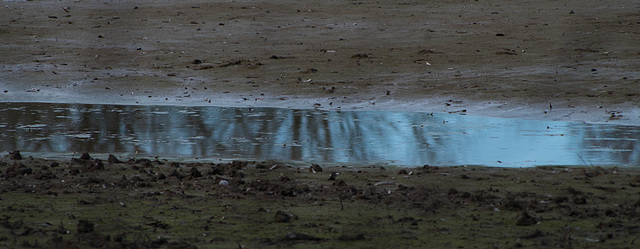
[1, 102, 638, 167]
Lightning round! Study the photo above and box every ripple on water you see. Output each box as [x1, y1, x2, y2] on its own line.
[0, 102, 638, 167]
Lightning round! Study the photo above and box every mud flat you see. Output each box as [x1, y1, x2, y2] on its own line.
[1, 0, 639, 125]
[2, 152, 640, 248]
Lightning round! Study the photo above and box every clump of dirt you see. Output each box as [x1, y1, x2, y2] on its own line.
[2, 152, 640, 248]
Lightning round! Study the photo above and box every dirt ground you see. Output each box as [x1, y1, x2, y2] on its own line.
[2, 152, 640, 248]
[1, 0, 639, 124]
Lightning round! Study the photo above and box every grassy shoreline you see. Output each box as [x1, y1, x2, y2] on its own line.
[2, 152, 640, 248]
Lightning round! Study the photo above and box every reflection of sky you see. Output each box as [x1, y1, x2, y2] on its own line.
[0, 102, 639, 167]
[447, 117, 573, 166]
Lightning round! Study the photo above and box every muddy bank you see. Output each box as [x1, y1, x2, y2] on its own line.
[1, 0, 639, 125]
[2, 152, 640, 248]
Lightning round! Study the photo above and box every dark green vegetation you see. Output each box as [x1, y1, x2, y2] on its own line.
[2, 152, 640, 248]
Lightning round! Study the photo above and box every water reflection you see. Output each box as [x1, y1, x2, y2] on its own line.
[1, 102, 639, 167]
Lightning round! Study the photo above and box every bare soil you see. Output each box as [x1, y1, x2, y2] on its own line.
[1, 0, 639, 124]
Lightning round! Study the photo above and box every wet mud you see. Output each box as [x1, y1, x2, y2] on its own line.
[1, 0, 639, 124]
[3, 152, 640, 248]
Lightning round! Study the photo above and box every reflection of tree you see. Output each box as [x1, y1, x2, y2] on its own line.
[1, 102, 639, 166]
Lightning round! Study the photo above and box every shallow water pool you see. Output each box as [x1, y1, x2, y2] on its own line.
[1, 102, 639, 167]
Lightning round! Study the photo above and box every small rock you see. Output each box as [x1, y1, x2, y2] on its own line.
[190, 167, 202, 177]
[310, 164, 323, 173]
[328, 172, 339, 180]
[80, 152, 91, 160]
[6, 220, 24, 230]
[87, 160, 104, 171]
[553, 196, 569, 203]
[448, 188, 459, 195]
[333, 179, 347, 186]
[337, 234, 366, 241]
[5, 164, 33, 177]
[350, 53, 369, 59]
[218, 180, 229, 186]
[9, 151, 22, 160]
[283, 232, 321, 241]
[77, 220, 94, 233]
[516, 210, 538, 226]
[323, 86, 336, 93]
[169, 169, 183, 179]
[274, 210, 292, 223]
[574, 196, 587, 204]
[520, 229, 545, 239]
[108, 154, 121, 164]
[156, 173, 166, 180]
